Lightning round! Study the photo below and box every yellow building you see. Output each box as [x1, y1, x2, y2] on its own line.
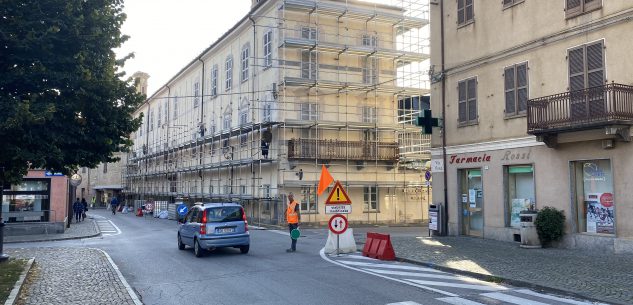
[430, 0, 633, 253]
[124, 0, 431, 225]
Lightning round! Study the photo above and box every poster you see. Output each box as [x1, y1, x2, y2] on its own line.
[468, 189, 476, 204]
[510, 198, 532, 228]
[585, 193, 614, 234]
[429, 211, 438, 231]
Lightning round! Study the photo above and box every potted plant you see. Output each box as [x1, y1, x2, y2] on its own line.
[534, 206, 566, 247]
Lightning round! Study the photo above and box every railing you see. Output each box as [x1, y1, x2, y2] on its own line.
[527, 83, 633, 134]
[287, 139, 399, 161]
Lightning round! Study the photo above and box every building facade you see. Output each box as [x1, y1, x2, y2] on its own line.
[124, 0, 431, 225]
[430, 0, 633, 253]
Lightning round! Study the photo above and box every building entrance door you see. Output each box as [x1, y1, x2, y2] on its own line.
[459, 169, 484, 237]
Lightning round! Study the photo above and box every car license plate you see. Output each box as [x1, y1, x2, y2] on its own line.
[216, 227, 235, 233]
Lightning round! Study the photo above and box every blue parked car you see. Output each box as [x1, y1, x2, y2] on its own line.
[178, 202, 250, 257]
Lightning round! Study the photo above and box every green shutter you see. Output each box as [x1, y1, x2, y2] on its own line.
[509, 166, 533, 174]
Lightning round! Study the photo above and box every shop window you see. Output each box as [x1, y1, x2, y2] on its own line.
[504, 165, 535, 228]
[572, 159, 614, 235]
[2, 179, 51, 223]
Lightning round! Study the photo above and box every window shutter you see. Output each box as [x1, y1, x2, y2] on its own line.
[504, 66, 516, 114]
[458, 80, 467, 122]
[566, 0, 581, 17]
[467, 78, 477, 121]
[586, 41, 604, 88]
[568, 47, 585, 92]
[457, 0, 465, 24]
[503, 0, 513, 6]
[584, 0, 601, 11]
[516, 63, 528, 112]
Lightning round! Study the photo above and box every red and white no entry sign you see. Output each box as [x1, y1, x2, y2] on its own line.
[328, 214, 348, 235]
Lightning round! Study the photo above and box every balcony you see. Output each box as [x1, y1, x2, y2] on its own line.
[287, 139, 399, 161]
[527, 83, 633, 147]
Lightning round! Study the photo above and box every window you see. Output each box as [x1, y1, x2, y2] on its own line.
[362, 106, 377, 123]
[301, 26, 318, 40]
[211, 65, 218, 97]
[457, 0, 474, 26]
[504, 165, 535, 228]
[263, 30, 273, 67]
[240, 134, 248, 147]
[362, 34, 378, 48]
[398, 96, 429, 124]
[364, 186, 378, 212]
[241, 44, 249, 82]
[458, 77, 477, 125]
[164, 101, 168, 124]
[300, 187, 317, 212]
[362, 57, 378, 85]
[103, 163, 108, 174]
[172, 96, 178, 120]
[566, 0, 601, 18]
[301, 50, 317, 80]
[158, 104, 162, 126]
[503, 0, 524, 8]
[193, 81, 200, 108]
[262, 184, 271, 198]
[568, 40, 605, 119]
[149, 109, 154, 131]
[223, 115, 231, 130]
[208, 120, 216, 136]
[225, 55, 233, 91]
[262, 101, 273, 122]
[571, 159, 614, 235]
[2, 179, 51, 223]
[504, 62, 528, 116]
[300, 103, 319, 120]
[240, 110, 249, 126]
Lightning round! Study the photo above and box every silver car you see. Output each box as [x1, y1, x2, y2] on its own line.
[177, 203, 250, 257]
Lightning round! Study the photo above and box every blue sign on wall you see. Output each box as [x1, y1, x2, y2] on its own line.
[177, 204, 188, 216]
[45, 171, 64, 177]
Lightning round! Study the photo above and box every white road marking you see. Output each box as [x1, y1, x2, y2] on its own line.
[97, 220, 121, 236]
[320, 248, 458, 297]
[405, 279, 508, 292]
[437, 297, 486, 305]
[514, 289, 610, 305]
[363, 268, 484, 282]
[481, 292, 550, 305]
[269, 229, 290, 236]
[386, 302, 423, 305]
[338, 254, 377, 260]
[336, 260, 447, 273]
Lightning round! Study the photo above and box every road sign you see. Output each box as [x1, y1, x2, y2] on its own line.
[328, 214, 348, 235]
[325, 181, 351, 204]
[325, 204, 351, 214]
[177, 204, 188, 216]
[145, 202, 154, 211]
[70, 174, 82, 187]
[425, 170, 432, 181]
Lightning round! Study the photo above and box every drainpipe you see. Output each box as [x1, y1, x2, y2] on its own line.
[440, 0, 449, 236]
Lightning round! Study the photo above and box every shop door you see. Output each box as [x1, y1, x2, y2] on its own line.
[460, 169, 484, 237]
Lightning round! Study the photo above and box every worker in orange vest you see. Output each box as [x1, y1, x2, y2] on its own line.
[286, 192, 301, 252]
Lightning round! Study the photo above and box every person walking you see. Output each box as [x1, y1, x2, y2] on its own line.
[81, 198, 88, 221]
[72, 198, 83, 223]
[285, 192, 300, 253]
[110, 196, 119, 215]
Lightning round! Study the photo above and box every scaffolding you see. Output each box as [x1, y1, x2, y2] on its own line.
[123, 0, 431, 225]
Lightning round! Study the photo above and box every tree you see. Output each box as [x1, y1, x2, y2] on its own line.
[0, 0, 144, 184]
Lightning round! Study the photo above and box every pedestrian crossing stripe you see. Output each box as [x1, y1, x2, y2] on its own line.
[406, 279, 506, 292]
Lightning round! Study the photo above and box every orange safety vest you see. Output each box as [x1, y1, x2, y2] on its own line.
[286, 201, 299, 224]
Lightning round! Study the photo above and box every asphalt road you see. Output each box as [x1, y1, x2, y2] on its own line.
[7, 210, 608, 305]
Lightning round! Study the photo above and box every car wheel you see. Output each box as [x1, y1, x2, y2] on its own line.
[240, 245, 250, 254]
[177, 234, 185, 250]
[194, 239, 205, 257]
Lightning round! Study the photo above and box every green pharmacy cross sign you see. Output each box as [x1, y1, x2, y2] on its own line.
[416, 109, 441, 134]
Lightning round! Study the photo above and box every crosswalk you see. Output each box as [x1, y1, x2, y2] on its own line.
[323, 251, 608, 305]
[92, 216, 121, 236]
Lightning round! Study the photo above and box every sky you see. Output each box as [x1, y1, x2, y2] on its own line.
[115, 0, 425, 96]
[115, 0, 251, 95]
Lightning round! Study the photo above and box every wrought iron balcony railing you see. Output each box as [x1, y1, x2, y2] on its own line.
[287, 139, 399, 161]
[527, 83, 633, 135]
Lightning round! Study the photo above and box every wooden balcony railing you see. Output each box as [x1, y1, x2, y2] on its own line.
[527, 83, 633, 135]
[287, 139, 399, 161]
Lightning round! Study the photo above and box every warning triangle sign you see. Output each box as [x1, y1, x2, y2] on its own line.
[325, 181, 352, 204]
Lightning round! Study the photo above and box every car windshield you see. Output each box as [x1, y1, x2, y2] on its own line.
[204, 206, 243, 223]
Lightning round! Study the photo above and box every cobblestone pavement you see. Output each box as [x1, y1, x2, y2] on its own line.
[5, 214, 99, 243]
[382, 235, 632, 305]
[6, 248, 138, 305]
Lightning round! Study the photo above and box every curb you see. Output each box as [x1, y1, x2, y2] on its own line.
[5, 220, 102, 244]
[395, 256, 621, 305]
[4, 257, 35, 305]
[96, 248, 143, 305]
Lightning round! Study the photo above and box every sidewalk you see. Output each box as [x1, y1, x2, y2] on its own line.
[358, 231, 632, 305]
[5, 217, 100, 243]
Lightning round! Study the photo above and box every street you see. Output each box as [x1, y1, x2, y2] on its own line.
[6, 209, 607, 305]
